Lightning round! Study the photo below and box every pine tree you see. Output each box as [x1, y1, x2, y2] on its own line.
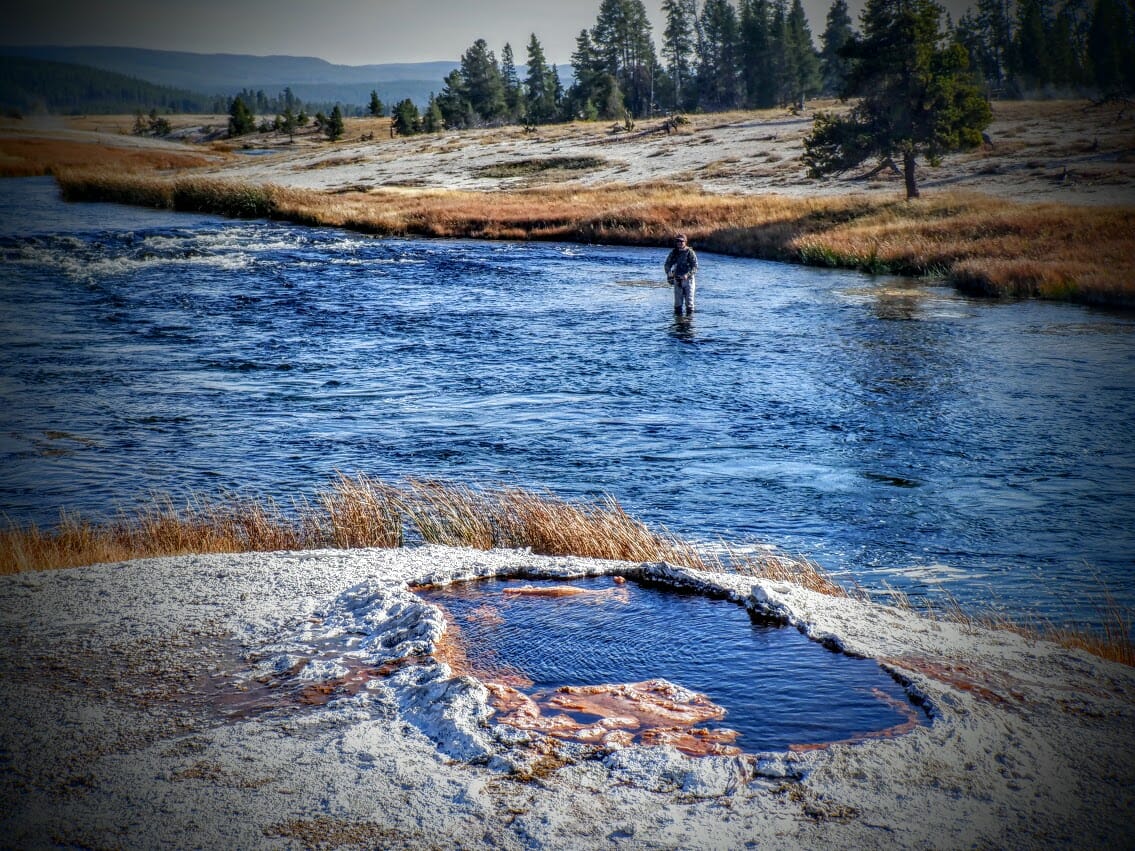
[392, 98, 422, 135]
[697, 0, 744, 110]
[591, 0, 658, 117]
[1087, 0, 1135, 95]
[227, 95, 256, 137]
[740, 0, 778, 107]
[368, 90, 384, 117]
[787, 0, 823, 106]
[1013, 0, 1053, 90]
[460, 38, 507, 123]
[423, 94, 444, 132]
[279, 105, 298, 139]
[661, 0, 698, 111]
[500, 43, 525, 122]
[770, 0, 797, 105]
[324, 104, 345, 141]
[819, 0, 856, 95]
[802, 0, 992, 199]
[525, 34, 559, 125]
[436, 69, 475, 129]
[568, 29, 605, 118]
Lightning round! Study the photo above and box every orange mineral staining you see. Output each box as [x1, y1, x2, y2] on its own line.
[485, 678, 741, 756]
[502, 585, 594, 597]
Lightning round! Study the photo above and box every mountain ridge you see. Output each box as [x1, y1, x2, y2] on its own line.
[0, 45, 460, 108]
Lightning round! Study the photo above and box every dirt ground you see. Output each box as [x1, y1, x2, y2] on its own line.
[4, 99, 1134, 206]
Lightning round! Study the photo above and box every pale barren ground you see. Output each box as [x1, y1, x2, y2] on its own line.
[11, 98, 1135, 206]
[2, 548, 1133, 850]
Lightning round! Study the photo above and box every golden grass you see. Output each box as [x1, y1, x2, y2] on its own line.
[878, 583, 1135, 668]
[0, 475, 833, 594]
[4, 475, 1129, 666]
[50, 167, 1135, 307]
[0, 136, 221, 177]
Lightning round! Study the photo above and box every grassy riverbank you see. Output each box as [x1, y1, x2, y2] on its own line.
[53, 166, 1135, 308]
[2, 477, 1130, 666]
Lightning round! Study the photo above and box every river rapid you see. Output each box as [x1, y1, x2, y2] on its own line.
[2, 176, 1133, 629]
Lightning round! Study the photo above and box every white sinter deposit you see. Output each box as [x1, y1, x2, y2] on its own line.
[2, 545, 1132, 849]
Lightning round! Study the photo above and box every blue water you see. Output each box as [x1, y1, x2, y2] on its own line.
[418, 576, 918, 752]
[2, 176, 1134, 629]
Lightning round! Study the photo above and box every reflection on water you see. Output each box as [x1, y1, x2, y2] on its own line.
[418, 576, 921, 754]
[2, 176, 1134, 629]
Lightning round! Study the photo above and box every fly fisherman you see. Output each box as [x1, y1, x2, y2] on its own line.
[664, 233, 698, 316]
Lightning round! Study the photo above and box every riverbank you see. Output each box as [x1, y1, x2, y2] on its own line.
[2, 545, 1133, 849]
[3, 100, 1134, 307]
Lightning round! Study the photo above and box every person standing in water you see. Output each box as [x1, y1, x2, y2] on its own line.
[664, 233, 698, 316]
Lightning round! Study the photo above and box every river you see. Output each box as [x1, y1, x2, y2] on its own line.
[2, 176, 1133, 629]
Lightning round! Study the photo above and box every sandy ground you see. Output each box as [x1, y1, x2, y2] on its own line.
[8, 99, 1135, 205]
[2, 546, 1133, 849]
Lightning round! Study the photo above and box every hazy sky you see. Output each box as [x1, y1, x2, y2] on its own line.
[8, 0, 973, 66]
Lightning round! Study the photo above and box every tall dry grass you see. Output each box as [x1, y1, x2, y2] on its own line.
[0, 475, 833, 594]
[0, 136, 220, 177]
[51, 168, 1135, 308]
[4, 475, 1129, 665]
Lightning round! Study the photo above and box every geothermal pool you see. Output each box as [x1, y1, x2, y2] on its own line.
[418, 576, 921, 754]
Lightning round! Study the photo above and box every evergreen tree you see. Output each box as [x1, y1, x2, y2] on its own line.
[954, 0, 1014, 93]
[500, 43, 525, 122]
[802, 0, 992, 199]
[1013, 0, 1053, 90]
[591, 0, 658, 116]
[436, 69, 475, 129]
[740, 0, 778, 107]
[368, 90, 384, 117]
[819, 0, 856, 95]
[227, 95, 256, 137]
[324, 104, 345, 141]
[278, 105, 298, 139]
[524, 34, 560, 124]
[391, 98, 422, 135]
[1087, 0, 1135, 95]
[787, 0, 823, 106]
[697, 0, 744, 110]
[460, 38, 507, 123]
[423, 93, 444, 132]
[568, 28, 606, 118]
[661, 0, 699, 111]
[770, 0, 797, 105]
[1047, 1, 1086, 88]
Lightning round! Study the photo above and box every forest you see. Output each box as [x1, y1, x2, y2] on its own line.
[393, 0, 1134, 133]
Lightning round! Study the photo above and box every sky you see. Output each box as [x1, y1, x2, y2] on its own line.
[7, 0, 974, 67]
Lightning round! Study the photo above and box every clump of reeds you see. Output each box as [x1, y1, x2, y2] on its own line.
[2, 476, 1131, 666]
[0, 476, 836, 593]
[0, 493, 306, 573]
[56, 168, 276, 218]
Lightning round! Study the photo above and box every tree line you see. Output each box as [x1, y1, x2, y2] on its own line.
[390, 0, 1133, 134]
[0, 56, 215, 116]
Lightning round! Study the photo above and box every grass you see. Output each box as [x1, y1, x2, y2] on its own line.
[48, 167, 1135, 308]
[0, 136, 222, 177]
[2, 475, 1131, 666]
[473, 156, 608, 179]
[0, 475, 833, 591]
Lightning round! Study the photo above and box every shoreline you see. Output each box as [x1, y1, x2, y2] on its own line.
[4, 99, 1135, 308]
[2, 545, 1133, 848]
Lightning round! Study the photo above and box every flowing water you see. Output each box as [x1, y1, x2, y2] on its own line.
[3, 176, 1134, 629]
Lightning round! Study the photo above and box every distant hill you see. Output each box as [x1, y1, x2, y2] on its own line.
[0, 45, 459, 110]
[0, 55, 216, 115]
